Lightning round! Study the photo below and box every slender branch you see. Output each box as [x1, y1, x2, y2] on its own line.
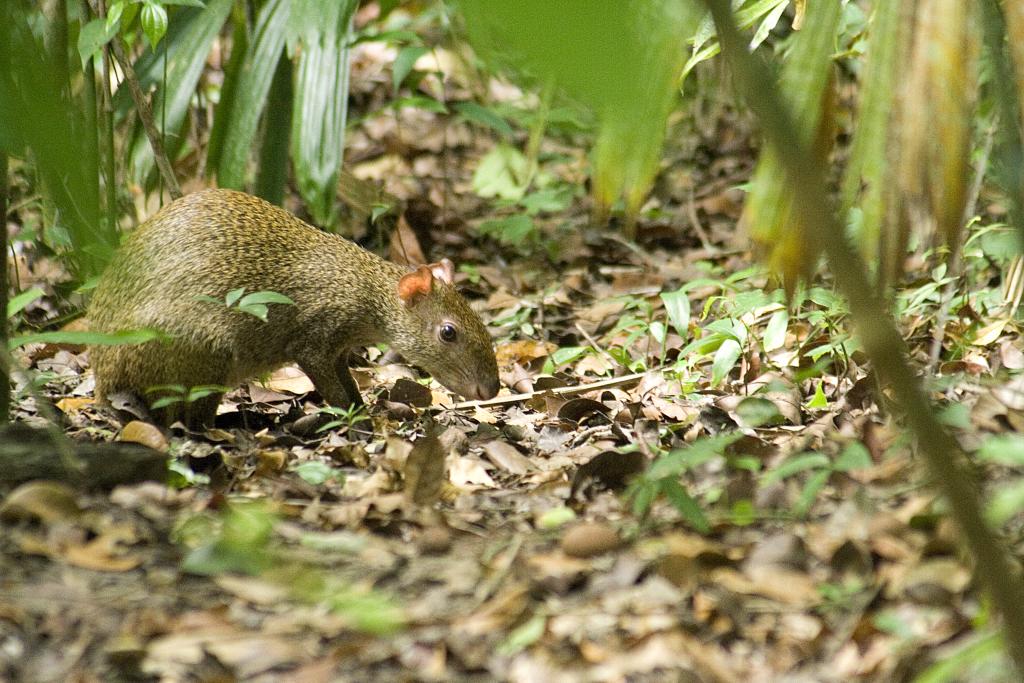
[108, 37, 182, 199]
[0, 151, 9, 424]
[96, 0, 119, 235]
[702, 0, 1024, 675]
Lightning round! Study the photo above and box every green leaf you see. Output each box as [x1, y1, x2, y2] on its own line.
[126, 0, 233, 186]
[291, 460, 342, 486]
[549, 346, 588, 368]
[795, 469, 830, 517]
[763, 309, 788, 352]
[806, 381, 828, 409]
[218, 0, 290, 189]
[224, 288, 245, 307]
[649, 320, 667, 345]
[497, 613, 547, 656]
[660, 478, 710, 533]
[977, 434, 1024, 467]
[140, 2, 169, 48]
[519, 187, 572, 215]
[106, 2, 125, 34]
[239, 291, 295, 306]
[186, 385, 230, 402]
[735, 396, 783, 428]
[77, 18, 118, 69]
[255, 52, 293, 205]
[290, 0, 357, 223]
[660, 288, 691, 338]
[9, 328, 168, 350]
[472, 145, 530, 200]
[630, 479, 659, 517]
[834, 442, 872, 472]
[393, 45, 428, 92]
[238, 304, 269, 321]
[749, 0, 789, 50]
[762, 452, 830, 485]
[149, 395, 183, 409]
[710, 338, 741, 387]
[536, 506, 576, 530]
[477, 214, 535, 247]
[454, 101, 514, 137]
[648, 433, 742, 479]
[7, 287, 45, 319]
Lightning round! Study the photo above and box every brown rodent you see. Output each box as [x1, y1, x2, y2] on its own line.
[88, 189, 500, 426]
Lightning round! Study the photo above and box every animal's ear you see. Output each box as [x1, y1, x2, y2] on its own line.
[398, 265, 434, 306]
[427, 258, 455, 285]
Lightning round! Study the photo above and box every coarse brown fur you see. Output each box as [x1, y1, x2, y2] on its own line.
[88, 189, 499, 426]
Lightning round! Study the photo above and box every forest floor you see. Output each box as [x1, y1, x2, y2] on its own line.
[2, 44, 1023, 683]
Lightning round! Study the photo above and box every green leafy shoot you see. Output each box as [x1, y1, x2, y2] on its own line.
[7, 287, 46, 319]
[290, 460, 345, 486]
[180, 501, 276, 576]
[146, 384, 232, 410]
[197, 287, 295, 322]
[317, 403, 368, 433]
[8, 327, 170, 350]
[760, 443, 871, 518]
[628, 432, 746, 532]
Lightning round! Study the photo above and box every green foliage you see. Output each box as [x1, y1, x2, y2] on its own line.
[180, 501, 276, 575]
[8, 328, 169, 350]
[0, 2, 116, 276]
[121, 0, 234, 187]
[195, 287, 295, 322]
[6, 288, 45, 320]
[975, 434, 1024, 527]
[457, 0, 702, 234]
[913, 631, 1006, 683]
[316, 403, 368, 434]
[760, 443, 871, 518]
[630, 433, 746, 532]
[177, 502, 404, 633]
[742, 0, 842, 286]
[145, 383, 232, 410]
[289, 460, 345, 486]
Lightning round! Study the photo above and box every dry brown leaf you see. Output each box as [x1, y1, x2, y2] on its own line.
[119, 420, 168, 451]
[404, 435, 446, 505]
[0, 480, 82, 523]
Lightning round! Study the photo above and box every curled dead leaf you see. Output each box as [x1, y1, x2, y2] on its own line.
[119, 420, 168, 452]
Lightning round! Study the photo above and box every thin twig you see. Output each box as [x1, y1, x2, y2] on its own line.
[448, 371, 647, 411]
[703, 0, 1024, 674]
[108, 36, 181, 199]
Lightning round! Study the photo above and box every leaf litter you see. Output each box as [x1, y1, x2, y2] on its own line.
[3, 35, 1024, 683]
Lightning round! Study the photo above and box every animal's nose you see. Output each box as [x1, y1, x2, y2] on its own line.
[474, 377, 500, 400]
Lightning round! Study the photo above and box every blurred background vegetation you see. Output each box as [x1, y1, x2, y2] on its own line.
[4, 0, 1024, 672]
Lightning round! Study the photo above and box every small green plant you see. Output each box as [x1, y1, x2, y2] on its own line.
[146, 383, 232, 410]
[760, 442, 872, 518]
[628, 433, 746, 533]
[178, 501, 277, 576]
[289, 460, 345, 486]
[316, 403, 368, 433]
[195, 287, 295, 322]
[175, 501, 404, 634]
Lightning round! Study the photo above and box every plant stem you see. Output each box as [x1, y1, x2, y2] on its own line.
[109, 37, 182, 198]
[703, 0, 1024, 674]
[0, 151, 9, 424]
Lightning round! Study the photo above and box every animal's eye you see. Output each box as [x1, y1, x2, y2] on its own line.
[439, 323, 458, 343]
